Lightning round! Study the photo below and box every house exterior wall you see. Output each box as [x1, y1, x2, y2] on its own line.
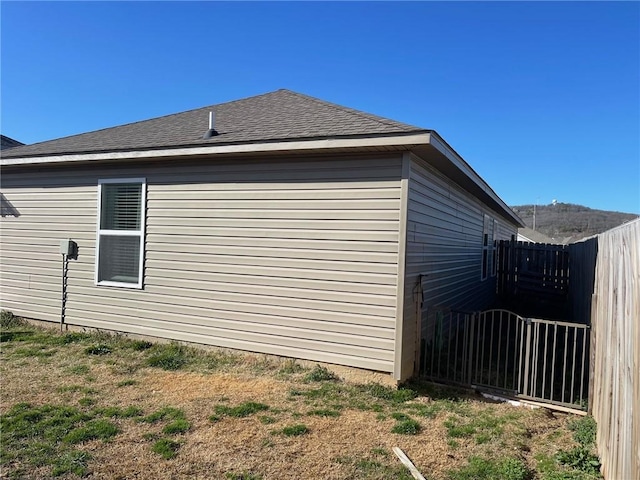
[398, 154, 517, 379]
[0, 154, 404, 373]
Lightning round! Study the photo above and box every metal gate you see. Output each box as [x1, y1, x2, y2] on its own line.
[419, 309, 590, 410]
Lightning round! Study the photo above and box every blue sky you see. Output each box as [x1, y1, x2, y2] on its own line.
[2, 1, 639, 213]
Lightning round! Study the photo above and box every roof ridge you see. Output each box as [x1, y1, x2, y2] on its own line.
[212, 89, 286, 109]
[281, 89, 422, 130]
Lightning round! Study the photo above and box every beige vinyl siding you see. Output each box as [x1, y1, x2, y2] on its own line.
[1, 181, 96, 323]
[0, 155, 403, 372]
[398, 154, 517, 378]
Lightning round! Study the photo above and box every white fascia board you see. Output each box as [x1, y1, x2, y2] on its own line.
[427, 132, 524, 227]
[0, 133, 431, 166]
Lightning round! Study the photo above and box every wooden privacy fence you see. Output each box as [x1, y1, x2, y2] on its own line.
[567, 238, 598, 325]
[496, 241, 571, 319]
[584, 218, 639, 480]
[497, 240, 570, 300]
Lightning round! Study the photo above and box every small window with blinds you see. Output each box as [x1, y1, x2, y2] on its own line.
[95, 178, 146, 288]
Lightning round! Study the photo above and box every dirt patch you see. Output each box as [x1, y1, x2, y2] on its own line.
[145, 371, 287, 404]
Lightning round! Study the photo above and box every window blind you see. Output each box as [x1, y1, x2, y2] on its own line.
[100, 184, 142, 230]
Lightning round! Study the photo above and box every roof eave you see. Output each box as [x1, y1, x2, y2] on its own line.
[411, 132, 525, 228]
[1, 129, 523, 228]
[0, 132, 431, 167]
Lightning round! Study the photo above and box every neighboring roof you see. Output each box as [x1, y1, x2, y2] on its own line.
[517, 227, 556, 244]
[0, 135, 24, 150]
[1, 89, 425, 159]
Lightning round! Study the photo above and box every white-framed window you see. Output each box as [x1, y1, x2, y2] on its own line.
[95, 178, 146, 288]
[481, 214, 494, 281]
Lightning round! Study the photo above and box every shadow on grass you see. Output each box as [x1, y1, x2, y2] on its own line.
[402, 379, 476, 403]
[0, 330, 36, 343]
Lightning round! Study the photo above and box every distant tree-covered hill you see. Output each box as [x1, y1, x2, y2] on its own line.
[511, 203, 638, 244]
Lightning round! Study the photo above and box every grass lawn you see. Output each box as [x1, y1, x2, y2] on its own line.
[0, 314, 601, 479]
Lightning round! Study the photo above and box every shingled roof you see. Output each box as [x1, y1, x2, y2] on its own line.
[1, 89, 427, 159]
[0, 135, 24, 150]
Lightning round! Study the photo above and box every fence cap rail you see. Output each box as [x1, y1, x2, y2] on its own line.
[477, 308, 526, 319]
[528, 318, 590, 328]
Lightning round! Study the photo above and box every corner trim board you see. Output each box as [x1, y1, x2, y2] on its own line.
[393, 153, 411, 381]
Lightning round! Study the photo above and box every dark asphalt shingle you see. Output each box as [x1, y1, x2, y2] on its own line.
[2, 89, 426, 159]
[0, 135, 24, 150]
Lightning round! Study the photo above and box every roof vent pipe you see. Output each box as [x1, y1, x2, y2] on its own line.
[202, 111, 218, 138]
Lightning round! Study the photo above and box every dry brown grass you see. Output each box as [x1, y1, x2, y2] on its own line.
[0, 325, 584, 480]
